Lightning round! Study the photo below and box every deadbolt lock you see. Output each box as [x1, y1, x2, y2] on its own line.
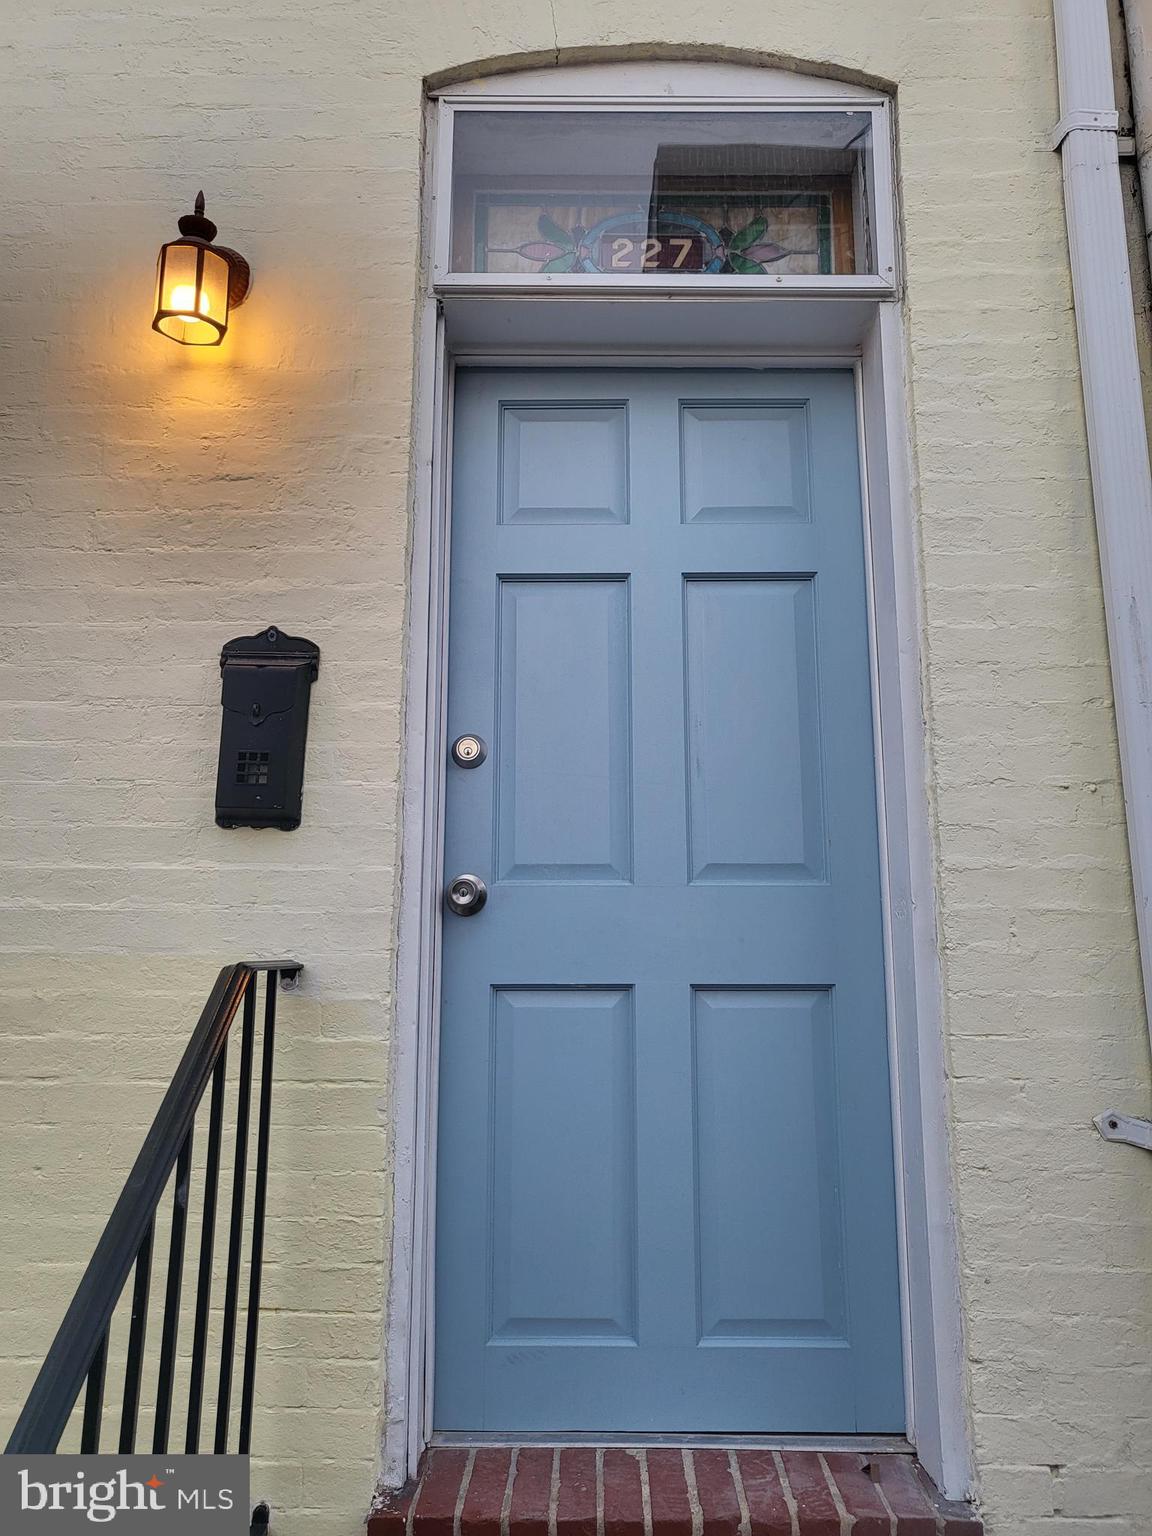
[451, 734, 487, 768]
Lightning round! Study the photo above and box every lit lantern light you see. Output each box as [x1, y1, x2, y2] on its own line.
[152, 192, 251, 346]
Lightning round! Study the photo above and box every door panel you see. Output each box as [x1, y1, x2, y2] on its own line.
[692, 987, 844, 1343]
[435, 368, 904, 1433]
[679, 402, 810, 523]
[489, 987, 637, 1343]
[495, 578, 632, 882]
[684, 576, 824, 882]
[500, 403, 631, 524]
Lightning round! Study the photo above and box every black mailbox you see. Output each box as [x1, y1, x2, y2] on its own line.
[215, 626, 320, 830]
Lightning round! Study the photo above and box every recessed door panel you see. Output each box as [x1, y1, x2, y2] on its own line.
[679, 402, 810, 523]
[693, 988, 845, 1343]
[500, 403, 630, 523]
[436, 368, 903, 1434]
[685, 577, 825, 883]
[489, 987, 637, 1343]
[496, 578, 633, 882]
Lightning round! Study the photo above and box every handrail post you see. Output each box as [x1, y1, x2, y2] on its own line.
[239, 971, 279, 1454]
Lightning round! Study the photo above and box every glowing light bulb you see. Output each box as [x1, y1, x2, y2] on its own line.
[169, 284, 211, 317]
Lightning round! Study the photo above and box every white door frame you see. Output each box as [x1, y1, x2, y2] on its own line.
[385, 62, 972, 1505]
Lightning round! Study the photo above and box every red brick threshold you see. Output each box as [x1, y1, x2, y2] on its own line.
[368, 1446, 981, 1536]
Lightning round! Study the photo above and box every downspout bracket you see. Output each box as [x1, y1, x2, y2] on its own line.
[1094, 1109, 1152, 1152]
[1050, 108, 1120, 149]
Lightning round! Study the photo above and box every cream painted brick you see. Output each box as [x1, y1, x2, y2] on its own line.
[1012, 1523, 1144, 1536]
[978, 1468, 1057, 1521]
[1051, 1468, 1152, 1518]
[300, 1461, 381, 1513]
[3, 2, 1152, 1534]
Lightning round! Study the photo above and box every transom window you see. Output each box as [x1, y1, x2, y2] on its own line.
[450, 109, 874, 276]
[431, 80, 896, 293]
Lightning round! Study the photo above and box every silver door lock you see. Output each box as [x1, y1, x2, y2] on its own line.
[446, 873, 487, 916]
[451, 734, 487, 768]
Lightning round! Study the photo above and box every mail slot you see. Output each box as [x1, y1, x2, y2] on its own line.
[215, 626, 320, 830]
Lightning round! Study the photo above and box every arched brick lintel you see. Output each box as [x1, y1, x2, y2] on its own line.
[424, 43, 896, 99]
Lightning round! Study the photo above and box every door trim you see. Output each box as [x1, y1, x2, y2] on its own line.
[387, 315, 971, 1500]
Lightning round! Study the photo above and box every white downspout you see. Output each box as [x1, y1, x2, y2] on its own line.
[1052, 0, 1152, 1148]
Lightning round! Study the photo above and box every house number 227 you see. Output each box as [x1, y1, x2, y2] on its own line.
[609, 237, 695, 269]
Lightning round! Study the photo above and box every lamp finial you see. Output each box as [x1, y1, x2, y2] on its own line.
[177, 191, 217, 242]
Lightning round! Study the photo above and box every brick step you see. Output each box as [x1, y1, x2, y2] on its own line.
[368, 1446, 982, 1536]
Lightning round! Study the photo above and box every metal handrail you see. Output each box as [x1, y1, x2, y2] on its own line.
[5, 961, 300, 1456]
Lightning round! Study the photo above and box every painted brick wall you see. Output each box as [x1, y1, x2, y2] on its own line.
[2, 4, 1151, 1535]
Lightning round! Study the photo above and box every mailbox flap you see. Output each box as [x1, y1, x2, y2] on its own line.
[220, 660, 307, 724]
[220, 625, 320, 676]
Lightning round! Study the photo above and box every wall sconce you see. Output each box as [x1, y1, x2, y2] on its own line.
[152, 192, 251, 346]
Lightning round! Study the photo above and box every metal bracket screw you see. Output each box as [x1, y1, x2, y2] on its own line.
[1094, 1109, 1152, 1152]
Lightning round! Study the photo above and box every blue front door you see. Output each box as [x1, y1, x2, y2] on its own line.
[434, 369, 904, 1433]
